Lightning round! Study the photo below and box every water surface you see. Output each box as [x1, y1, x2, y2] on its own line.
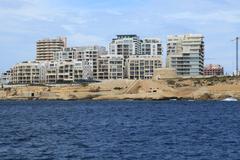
[0, 100, 239, 160]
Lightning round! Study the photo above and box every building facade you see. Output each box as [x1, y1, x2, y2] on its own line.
[166, 34, 204, 76]
[54, 46, 106, 79]
[127, 55, 162, 79]
[10, 61, 47, 84]
[141, 38, 162, 55]
[0, 70, 11, 85]
[45, 60, 93, 83]
[97, 55, 124, 80]
[204, 64, 224, 76]
[109, 35, 142, 60]
[36, 37, 67, 61]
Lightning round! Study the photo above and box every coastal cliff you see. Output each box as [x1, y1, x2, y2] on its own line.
[0, 76, 240, 101]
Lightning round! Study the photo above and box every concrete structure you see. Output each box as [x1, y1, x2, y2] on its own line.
[166, 34, 204, 76]
[45, 61, 58, 83]
[36, 37, 67, 61]
[0, 71, 11, 85]
[109, 35, 141, 60]
[54, 46, 106, 79]
[152, 68, 177, 80]
[204, 64, 224, 76]
[141, 38, 162, 55]
[97, 55, 124, 80]
[127, 55, 162, 79]
[46, 61, 93, 83]
[10, 61, 47, 84]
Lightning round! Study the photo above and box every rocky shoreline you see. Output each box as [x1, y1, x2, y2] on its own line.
[0, 76, 240, 101]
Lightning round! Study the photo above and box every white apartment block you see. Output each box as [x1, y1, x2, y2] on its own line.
[36, 37, 67, 61]
[166, 34, 204, 76]
[0, 70, 11, 85]
[97, 55, 124, 80]
[127, 55, 163, 80]
[10, 61, 47, 84]
[54, 46, 106, 79]
[141, 38, 162, 55]
[109, 35, 142, 59]
[46, 61, 93, 83]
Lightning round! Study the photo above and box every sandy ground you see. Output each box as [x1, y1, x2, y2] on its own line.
[1, 77, 240, 100]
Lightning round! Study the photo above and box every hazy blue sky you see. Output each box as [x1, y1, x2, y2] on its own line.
[0, 0, 240, 73]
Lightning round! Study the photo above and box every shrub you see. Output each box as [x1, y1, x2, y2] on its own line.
[113, 87, 123, 90]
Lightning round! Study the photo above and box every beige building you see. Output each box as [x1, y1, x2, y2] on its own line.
[127, 55, 162, 80]
[166, 34, 204, 76]
[141, 38, 162, 55]
[54, 46, 106, 79]
[10, 61, 47, 84]
[46, 61, 92, 83]
[97, 55, 124, 80]
[36, 37, 67, 61]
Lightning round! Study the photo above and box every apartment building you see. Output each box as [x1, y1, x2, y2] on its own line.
[54, 46, 106, 79]
[56, 61, 83, 83]
[53, 47, 77, 62]
[109, 35, 141, 59]
[36, 37, 67, 61]
[45, 61, 58, 83]
[10, 61, 47, 84]
[0, 70, 11, 85]
[204, 64, 224, 76]
[97, 55, 124, 80]
[141, 38, 162, 55]
[45, 60, 93, 83]
[127, 55, 162, 79]
[166, 34, 204, 76]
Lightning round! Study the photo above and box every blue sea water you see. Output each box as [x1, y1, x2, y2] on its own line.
[0, 100, 240, 160]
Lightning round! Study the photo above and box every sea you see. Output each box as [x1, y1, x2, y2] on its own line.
[0, 100, 239, 160]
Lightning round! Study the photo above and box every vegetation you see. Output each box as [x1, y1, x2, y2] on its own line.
[167, 80, 176, 85]
[113, 87, 123, 90]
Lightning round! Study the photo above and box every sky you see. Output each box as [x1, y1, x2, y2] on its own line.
[0, 0, 240, 74]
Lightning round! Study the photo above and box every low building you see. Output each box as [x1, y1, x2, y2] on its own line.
[0, 70, 11, 85]
[204, 64, 224, 76]
[10, 61, 47, 84]
[97, 55, 124, 80]
[127, 55, 162, 79]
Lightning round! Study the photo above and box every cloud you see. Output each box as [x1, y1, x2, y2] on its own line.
[67, 33, 106, 46]
[164, 10, 240, 23]
[0, 0, 56, 22]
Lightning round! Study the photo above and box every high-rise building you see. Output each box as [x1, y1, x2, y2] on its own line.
[141, 38, 162, 55]
[166, 34, 204, 76]
[36, 37, 67, 61]
[109, 35, 141, 59]
[127, 55, 162, 79]
[97, 55, 124, 80]
[204, 64, 224, 76]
